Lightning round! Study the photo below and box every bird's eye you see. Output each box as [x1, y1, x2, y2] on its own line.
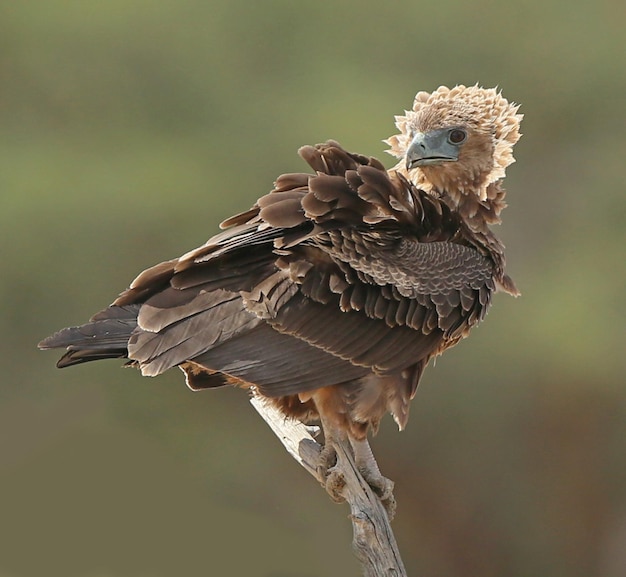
[448, 129, 467, 145]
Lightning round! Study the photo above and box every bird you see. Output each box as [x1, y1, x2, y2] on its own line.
[39, 84, 522, 504]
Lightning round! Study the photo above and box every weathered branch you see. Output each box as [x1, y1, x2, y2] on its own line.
[250, 394, 407, 577]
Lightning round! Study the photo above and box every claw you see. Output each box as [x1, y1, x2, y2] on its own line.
[358, 466, 396, 519]
[325, 466, 347, 503]
[350, 437, 397, 519]
[359, 467, 395, 501]
[316, 442, 346, 503]
[316, 442, 337, 480]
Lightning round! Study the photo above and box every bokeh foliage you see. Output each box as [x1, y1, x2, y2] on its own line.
[1, 1, 625, 576]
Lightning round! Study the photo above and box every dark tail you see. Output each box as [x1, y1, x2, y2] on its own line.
[38, 305, 140, 368]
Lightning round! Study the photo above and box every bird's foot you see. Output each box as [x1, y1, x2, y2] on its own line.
[358, 465, 396, 519]
[358, 465, 395, 501]
[316, 443, 346, 503]
[351, 437, 397, 520]
[316, 436, 396, 517]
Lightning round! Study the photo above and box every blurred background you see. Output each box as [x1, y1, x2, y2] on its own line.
[1, 1, 625, 576]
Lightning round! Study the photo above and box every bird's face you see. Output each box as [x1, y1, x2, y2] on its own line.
[405, 126, 469, 169]
[404, 120, 496, 196]
[385, 85, 522, 200]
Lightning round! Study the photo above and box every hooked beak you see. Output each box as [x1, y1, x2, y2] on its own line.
[405, 129, 460, 170]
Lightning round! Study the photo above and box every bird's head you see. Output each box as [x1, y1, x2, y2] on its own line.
[385, 85, 522, 202]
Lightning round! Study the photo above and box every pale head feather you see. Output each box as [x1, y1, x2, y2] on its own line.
[385, 84, 522, 201]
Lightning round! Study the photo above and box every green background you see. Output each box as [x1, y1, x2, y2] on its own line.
[2, 1, 625, 576]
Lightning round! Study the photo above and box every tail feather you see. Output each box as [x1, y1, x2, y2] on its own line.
[38, 305, 140, 368]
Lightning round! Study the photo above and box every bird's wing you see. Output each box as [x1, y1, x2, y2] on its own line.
[108, 142, 494, 396]
[236, 143, 495, 368]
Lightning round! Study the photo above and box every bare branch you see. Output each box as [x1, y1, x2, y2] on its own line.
[250, 394, 407, 577]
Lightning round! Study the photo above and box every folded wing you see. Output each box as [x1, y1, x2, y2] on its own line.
[40, 141, 495, 403]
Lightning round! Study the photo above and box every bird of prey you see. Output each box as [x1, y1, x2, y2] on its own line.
[39, 84, 522, 501]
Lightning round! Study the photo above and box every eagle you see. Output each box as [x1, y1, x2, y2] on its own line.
[39, 84, 522, 501]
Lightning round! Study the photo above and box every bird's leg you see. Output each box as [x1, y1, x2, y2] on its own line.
[315, 416, 347, 503]
[350, 436, 396, 518]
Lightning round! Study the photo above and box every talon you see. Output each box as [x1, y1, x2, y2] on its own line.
[382, 493, 397, 520]
[359, 468, 395, 502]
[359, 468, 396, 519]
[316, 443, 337, 483]
[350, 437, 397, 519]
[316, 443, 346, 502]
[325, 467, 346, 503]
